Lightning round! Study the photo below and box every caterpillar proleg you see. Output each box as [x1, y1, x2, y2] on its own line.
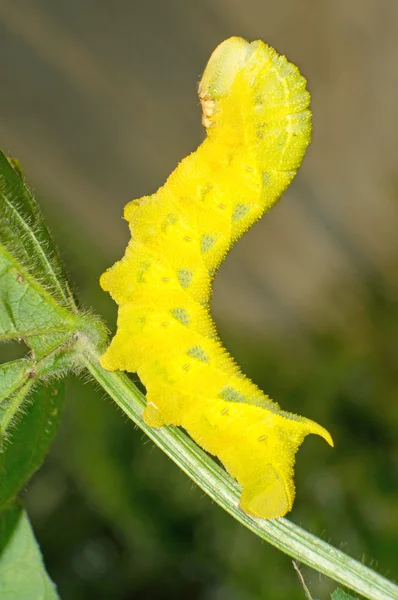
[100, 37, 333, 519]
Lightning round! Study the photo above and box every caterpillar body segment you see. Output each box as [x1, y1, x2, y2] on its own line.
[100, 38, 333, 519]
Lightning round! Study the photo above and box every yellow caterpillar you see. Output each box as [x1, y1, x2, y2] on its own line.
[100, 37, 333, 519]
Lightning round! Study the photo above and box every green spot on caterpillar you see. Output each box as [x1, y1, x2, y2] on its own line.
[219, 386, 247, 403]
[177, 269, 193, 289]
[137, 262, 150, 283]
[201, 234, 216, 253]
[162, 213, 178, 232]
[262, 172, 271, 185]
[171, 307, 190, 326]
[232, 203, 250, 222]
[257, 127, 265, 140]
[187, 346, 209, 362]
[100, 36, 333, 520]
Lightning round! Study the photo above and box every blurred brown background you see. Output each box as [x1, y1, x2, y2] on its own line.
[2, 0, 398, 336]
[0, 1, 397, 599]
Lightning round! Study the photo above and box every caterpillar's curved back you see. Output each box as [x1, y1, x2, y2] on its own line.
[100, 38, 333, 520]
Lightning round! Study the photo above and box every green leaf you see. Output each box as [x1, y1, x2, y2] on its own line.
[0, 149, 106, 507]
[331, 589, 359, 600]
[0, 382, 33, 442]
[0, 360, 35, 440]
[0, 147, 82, 361]
[0, 148, 104, 362]
[0, 360, 34, 402]
[0, 244, 78, 349]
[0, 150, 75, 310]
[0, 503, 58, 599]
[0, 381, 64, 508]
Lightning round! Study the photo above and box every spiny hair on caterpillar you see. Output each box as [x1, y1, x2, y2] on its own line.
[100, 37, 332, 520]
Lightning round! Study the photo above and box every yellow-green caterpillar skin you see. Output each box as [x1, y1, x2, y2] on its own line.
[100, 38, 333, 519]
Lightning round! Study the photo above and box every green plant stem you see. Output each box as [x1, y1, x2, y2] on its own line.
[82, 346, 398, 600]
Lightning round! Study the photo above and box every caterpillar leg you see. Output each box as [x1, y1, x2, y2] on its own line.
[239, 464, 290, 518]
[143, 401, 165, 428]
[142, 385, 186, 429]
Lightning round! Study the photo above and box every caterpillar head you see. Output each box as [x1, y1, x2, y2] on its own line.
[199, 37, 275, 127]
[199, 37, 249, 127]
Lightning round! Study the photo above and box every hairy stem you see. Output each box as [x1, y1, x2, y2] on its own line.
[82, 345, 398, 600]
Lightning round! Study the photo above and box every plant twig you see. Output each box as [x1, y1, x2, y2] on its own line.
[293, 561, 314, 600]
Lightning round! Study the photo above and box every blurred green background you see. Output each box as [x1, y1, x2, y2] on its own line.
[0, 1, 397, 598]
